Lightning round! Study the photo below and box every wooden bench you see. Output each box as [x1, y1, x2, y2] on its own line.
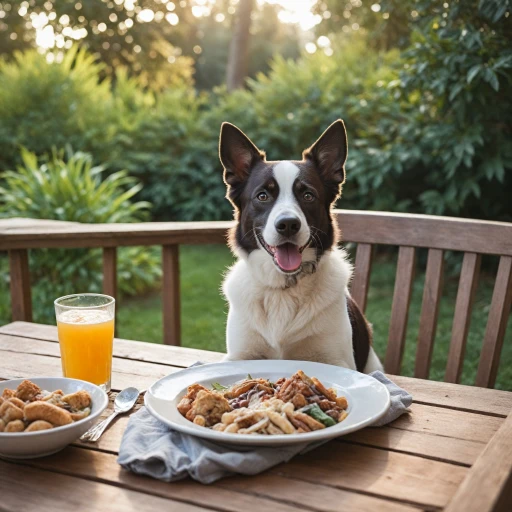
[2, 210, 511, 388]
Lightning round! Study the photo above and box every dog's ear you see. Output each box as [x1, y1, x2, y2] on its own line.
[303, 119, 348, 186]
[219, 123, 264, 186]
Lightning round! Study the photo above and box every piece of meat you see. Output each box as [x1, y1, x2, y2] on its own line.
[5, 419, 25, 432]
[7, 397, 25, 410]
[25, 420, 53, 432]
[2, 389, 15, 400]
[177, 384, 209, 416]
[0, 401, 24, 423]
[291, 393, 307, 409]
[24, 401, 73, 426]
[62, 390, 91, 410]
[15, 380, 42, 402]
[185, 390, 231, 427]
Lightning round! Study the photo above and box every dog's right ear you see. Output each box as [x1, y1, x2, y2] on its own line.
[219, 123, 264, 186]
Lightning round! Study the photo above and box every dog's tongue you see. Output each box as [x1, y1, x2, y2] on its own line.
[275, 243, 302, 272]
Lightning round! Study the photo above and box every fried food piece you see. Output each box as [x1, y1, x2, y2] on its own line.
[288, 415, 311, 432]
[193, 415, 206, 426]
[212, 422, 226, 431]
[311, 377, 337, 401]
[185, 390, 231, 427]
[224, 423, 239, 433]
[70, 408, 91, 421]
[24, 401, 73, 426]
[266, 422, 284, 435]
[293, 412, 325, 431]
[0, 401, 24, 423]
[25, 420, 53, 432]
[234, 410, 265, 429]
[42, 390, 65, 406]
[0, 419, 5, 432]
[0, 397, 3, 407]
[267, 411, 296, 434]
[291, 393, 307, 409]
[7, 397, 26, 410]
[5, 419, 25, 432]
[2, 389, 15, 400]
[62, 390, 91, 410]
[177, 384, 209, 416]
[15, 380, 42, 402]
[223, 379, 272, 399]
[335, 396, 348, 409]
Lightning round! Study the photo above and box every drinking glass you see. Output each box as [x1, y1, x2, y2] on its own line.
[54, 293, 115, 392]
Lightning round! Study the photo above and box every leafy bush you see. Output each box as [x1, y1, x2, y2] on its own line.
[0, 4, 510, 224]
[0, 148, 161, 323]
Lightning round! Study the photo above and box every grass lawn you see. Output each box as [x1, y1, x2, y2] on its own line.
[117, 245, 512, 391]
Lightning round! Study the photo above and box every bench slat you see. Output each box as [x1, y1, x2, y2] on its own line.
[415, 249, 444, 379]
[445, 253, 482, 383]
[476, 256, 512, 388]
[351, 243, 373, 313]
[385, 247, 416, 374]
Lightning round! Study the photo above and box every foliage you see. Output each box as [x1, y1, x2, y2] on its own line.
[1, 0, 511, 222]
[0, 148, 161, 323]
[0, 0, 300, 91]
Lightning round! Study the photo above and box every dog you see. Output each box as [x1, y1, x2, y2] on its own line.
[219, 119, 383, 373]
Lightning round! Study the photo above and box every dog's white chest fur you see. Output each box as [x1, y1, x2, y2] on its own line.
[223, 248, 359, 368]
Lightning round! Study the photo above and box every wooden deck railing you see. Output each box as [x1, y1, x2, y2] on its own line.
[2, 210, 512, 387]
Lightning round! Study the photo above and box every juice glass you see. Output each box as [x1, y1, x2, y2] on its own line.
[54, 293, 115, 392]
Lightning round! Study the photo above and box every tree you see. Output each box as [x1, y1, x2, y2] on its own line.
[226, 0, 254, 91]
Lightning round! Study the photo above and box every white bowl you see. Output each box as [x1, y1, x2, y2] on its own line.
[0, 377, 109, 459]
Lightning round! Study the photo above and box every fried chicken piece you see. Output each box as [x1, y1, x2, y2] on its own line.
[62, 390, 91, 410]
[15, 380, 42, 402]
[185, 390, 231, 427]
[5, 419, 25, 432]
[177, 384, 209, 416]
[7, 397, 26, 410]
[25, 420, 53, 432]
[2, 388, 15, 400]
[0, 401, 24, 423]
[42, 390, 65, 406]
[0, 419, 5, 432]
[24, 401, 73, 426]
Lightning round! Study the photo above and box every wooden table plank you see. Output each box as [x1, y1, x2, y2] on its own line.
[0, 347, 181, 391]
[0, 461, 213, 512]
[271, 443, 468, 509]
[16, 447, 419, 512]
[0, 321, 223, 365]
[444, 411, 512, 512]
[2, 322, 512, 416]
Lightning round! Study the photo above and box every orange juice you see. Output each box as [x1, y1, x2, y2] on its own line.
[57, 309, 114, 388]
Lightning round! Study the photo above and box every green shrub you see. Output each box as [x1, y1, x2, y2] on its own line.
[0, 148, 161, 323]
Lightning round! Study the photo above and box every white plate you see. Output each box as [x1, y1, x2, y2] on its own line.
[0, 377, 109, 459]
[145, 360, 390, 446]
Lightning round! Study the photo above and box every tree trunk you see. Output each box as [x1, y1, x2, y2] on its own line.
[226, 0, 254, 91]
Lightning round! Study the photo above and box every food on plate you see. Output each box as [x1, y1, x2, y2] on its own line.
[177, 370, 349, 435]
[0, 380, 93, 433]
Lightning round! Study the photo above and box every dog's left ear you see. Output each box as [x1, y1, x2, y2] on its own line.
[303, 119, 348, 186]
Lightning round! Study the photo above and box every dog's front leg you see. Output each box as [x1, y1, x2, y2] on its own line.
[224, 309, 270, 361]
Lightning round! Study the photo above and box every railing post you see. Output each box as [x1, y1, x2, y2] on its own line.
[9, 249, 32, 322]
[102, 247, 117, 299]
[162, 245, 181, 346]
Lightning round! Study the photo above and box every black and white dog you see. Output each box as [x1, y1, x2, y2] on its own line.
[219, 120, 383, 373]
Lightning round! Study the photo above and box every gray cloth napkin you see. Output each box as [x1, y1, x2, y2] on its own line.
[117, 369, 412, 484]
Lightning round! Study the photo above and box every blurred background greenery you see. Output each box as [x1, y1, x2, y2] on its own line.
[0, 0, 511, 387]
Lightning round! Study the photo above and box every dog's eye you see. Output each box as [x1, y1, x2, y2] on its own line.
[257, 192, 268, 202]
[303, 192, 314, 202]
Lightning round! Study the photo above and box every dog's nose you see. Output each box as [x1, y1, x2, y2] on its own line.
[275, 215, 301, 237]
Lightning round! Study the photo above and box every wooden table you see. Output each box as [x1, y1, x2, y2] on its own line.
[1, 322, 511, 512]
